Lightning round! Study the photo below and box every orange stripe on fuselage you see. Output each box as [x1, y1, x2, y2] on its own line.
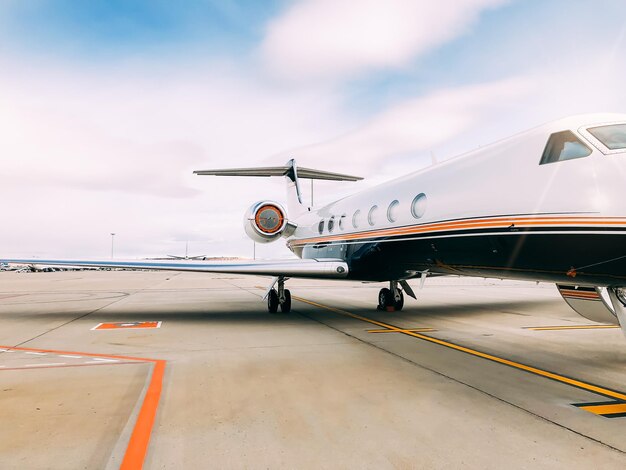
[290, 215, 626, 247]
[562, 294, 601, 300]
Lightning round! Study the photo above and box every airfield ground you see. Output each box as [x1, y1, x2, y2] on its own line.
[1, 271, 625, 469]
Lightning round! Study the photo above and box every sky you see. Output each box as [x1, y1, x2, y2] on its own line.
[1, 0, 626, 260]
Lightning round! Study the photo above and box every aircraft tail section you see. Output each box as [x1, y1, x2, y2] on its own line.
[194, 159, 362, 216]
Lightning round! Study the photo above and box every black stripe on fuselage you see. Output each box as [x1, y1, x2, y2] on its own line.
[292, 225, 626, 250]
[296, 230, 626, 285]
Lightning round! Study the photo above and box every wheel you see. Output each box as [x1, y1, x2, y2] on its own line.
[267, 289, 279, 313]
[280, 289, 292, 313]
[393, 290, 404, 311]
[378, 288, 393, 310]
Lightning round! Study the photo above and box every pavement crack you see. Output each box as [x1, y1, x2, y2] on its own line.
[8, 273, 183, 350]
[295, 306, 626, 456]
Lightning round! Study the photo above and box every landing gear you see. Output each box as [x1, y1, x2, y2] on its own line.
[267, 277, 291, 313]
[377, 281, 404, 311]
[607, 287, 626, 339]
[267, 288, 279, 313]
[378, 288, 392, 310]
[280, 289, 292, 313]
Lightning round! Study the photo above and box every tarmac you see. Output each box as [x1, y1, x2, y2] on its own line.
[1, 270, 626, 469]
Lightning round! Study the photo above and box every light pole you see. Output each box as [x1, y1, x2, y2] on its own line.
[110, 233, 116, 259]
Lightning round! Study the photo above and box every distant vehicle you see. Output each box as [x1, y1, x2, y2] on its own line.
[4, 114, 626, 339]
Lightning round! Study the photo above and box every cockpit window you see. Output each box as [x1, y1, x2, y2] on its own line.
[587, 124, 626, 150]
[539, 131, 592, 165]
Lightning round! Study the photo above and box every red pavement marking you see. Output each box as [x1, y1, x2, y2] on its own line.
[93, 321, 162, 330]
[0, 344, 164, 469]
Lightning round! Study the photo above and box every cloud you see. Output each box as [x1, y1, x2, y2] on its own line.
[0, 58, 350, 197]
[2, 1, 626, 260]
[260, 0, 508, 82]
[0, 57, 353, 258]
[275, 77, 535, 177]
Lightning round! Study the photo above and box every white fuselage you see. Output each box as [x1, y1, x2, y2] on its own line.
[291, 114, 626, 242]
[286, 113, 626, 285]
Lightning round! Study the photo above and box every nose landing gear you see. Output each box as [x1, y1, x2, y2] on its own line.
[378, 280, 405, 311]
[267, 277, 291, 313]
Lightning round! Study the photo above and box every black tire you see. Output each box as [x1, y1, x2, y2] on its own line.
[393, 290, 404, 311]
[378, 288, 393, 310]
[267, 289, 279, 313]
[280, 289, 292, 313]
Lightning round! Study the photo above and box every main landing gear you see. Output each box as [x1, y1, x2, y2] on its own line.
[377, 280, 405, 311]
[267, 277, 291, 313]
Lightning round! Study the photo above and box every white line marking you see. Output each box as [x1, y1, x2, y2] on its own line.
[59, 355, 83, 359]
[90, 358, 118, 362]
[24, 363, 66, 367]
[25, 352, 47, 356]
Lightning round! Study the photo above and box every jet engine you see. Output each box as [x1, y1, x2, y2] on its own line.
[243, 201, 295, 243]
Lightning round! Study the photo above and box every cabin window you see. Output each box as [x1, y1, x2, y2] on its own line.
[387, 200, 400, 223]
[352, 210, 361, 228]
[318, 220, 324, 234]
[368, 205, 378, 226]
[411, 193, 427, 219]
[339, 214, 346, 230]
[328, 216, 335, 233]
[539, 131, 591, 165]
[587, 124, 626, 150]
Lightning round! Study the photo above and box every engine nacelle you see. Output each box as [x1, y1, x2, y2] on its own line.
[244, 201, 294, 243]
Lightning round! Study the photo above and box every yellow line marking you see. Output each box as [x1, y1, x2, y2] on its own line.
[367, 328, 435, 333]
[527, 325, 620, 331]
[579, 402, 626, 416]
[293, 296, 626, 403]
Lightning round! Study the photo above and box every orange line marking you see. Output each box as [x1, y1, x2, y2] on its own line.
[120, 360, 165, 470]
[526, 325, 620, 331]
[367, 328, 435, 333]
[579, 402, 626, 415]
[1, 344, 154, 362]
[1, 344, 164, 469]
[0, 362, 140, 371]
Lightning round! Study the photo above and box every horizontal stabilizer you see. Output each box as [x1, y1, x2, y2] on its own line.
[194, 165, 362, 181]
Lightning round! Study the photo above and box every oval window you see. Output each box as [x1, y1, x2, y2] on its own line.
[318, 220, 325, 234]
[352, 210, 361, 228]
[387, 200, 400, 223]
[411, 193, 427, 219]
[339, 214, 346, 230]
[328, 216, 335, 233]
[368, 205, 378, 226]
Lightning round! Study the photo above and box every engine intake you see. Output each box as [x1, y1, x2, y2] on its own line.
[244, 201, 294, 243]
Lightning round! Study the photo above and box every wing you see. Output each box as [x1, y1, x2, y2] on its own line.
[1, 257, 349, 279]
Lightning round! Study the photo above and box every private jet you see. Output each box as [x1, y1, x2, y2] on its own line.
[4, 114, 626, 338]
